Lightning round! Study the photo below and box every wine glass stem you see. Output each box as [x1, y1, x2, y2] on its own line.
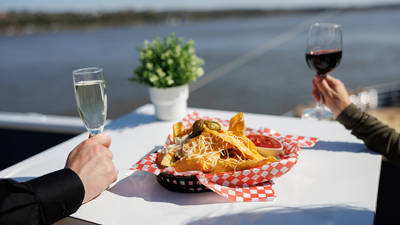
[318, 73, 327, 110]
[89, 128, 103, 136]
[316, 97, 324, 117]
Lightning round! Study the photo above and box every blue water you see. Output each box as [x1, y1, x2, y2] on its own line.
[0, 8, 400, 118]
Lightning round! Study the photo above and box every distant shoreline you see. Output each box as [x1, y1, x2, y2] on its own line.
[1, 5, 399, 36]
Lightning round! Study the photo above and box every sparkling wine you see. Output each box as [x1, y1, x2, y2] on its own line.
[74, 80, 107, 134]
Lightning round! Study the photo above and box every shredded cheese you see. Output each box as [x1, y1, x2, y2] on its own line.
[170, 124, 264, 172]
[160, 113, 277, 173]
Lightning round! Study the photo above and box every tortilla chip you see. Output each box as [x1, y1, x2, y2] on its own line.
[172, 157, 203, 172]
[173, 152, 220, 172]
[212, 158, 240, 173]
[203, 126, 264, 161]
[211, 156, 277, 173]
[229, 112, 245, 136]
[156, 149, 174, 169]
[235, 157, 277, 171]
[173, 122, 184, 142]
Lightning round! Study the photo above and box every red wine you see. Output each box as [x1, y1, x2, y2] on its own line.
[306, 49, 342, 75]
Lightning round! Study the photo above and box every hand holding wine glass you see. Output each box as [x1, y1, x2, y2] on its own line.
[302, 23, 342, 120]
[312, 74, 351, 117]
[73, 67, 107, 136]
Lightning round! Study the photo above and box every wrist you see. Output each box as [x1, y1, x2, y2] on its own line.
[333, 101, 351, 118]
[336, 103, 364, 129]
[66, 166, 89, 203]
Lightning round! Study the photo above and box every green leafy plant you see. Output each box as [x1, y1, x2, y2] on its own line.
[130, 33, 205, 88]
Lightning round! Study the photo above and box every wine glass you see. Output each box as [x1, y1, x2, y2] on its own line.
[73, 67, 107, 136]
[302, 23, 342, 120]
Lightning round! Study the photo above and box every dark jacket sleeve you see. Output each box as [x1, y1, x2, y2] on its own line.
[0, 168, 84, 225]
[336, 103, 400, 164]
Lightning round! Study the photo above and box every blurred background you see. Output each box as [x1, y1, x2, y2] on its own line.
[1, 1, 400, 221]
[1, 0, 400, 119]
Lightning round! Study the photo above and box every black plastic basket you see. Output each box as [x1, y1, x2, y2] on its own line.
[156, 173, 211, 193]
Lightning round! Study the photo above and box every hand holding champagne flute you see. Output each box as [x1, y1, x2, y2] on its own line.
[302, 23, 342, 120]
[73, 67, 107, 136]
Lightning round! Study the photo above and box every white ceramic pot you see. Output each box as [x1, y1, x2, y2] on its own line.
[149, 84, 189, 121]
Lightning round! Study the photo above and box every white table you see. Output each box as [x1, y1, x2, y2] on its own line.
[0, 105, 381, 225]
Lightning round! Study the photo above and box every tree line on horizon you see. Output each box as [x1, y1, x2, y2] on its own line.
[1, 4, 398, 35]
[0, 9, 327, 35]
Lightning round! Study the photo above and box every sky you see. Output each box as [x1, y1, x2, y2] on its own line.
[1, 0, 400, 12]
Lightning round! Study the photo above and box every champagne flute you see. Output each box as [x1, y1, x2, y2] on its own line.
[302, 23, 342, 120]
[73, 67, 107, 136]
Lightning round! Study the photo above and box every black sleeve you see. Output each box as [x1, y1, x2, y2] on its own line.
[336, 103, 400, 164]
[0, 168, 85, 225]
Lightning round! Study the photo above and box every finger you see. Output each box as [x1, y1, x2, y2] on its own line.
[312, 88, 320, 102]
[315, 76, 334, 97]
[325, 74, 333, 80]
[312, 80, 321, 102]
[104, 148, 114, 159]
[324, 74, 339, 87]
[320, 93, 326, 104]
[90, 133, 111, 148]
[111, 167, 118, 183]
[313, 74, 320, 82]
[318, 73, 327, 80]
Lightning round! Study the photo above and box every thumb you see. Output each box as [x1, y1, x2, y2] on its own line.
[324, 74, 340, 88]
[90, 133, 111, 148]
[315, 76, 334, 98]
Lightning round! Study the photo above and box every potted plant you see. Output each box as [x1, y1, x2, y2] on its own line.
[130, 33, 205, 120]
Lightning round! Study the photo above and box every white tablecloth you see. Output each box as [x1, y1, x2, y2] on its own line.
[0, 105, 381, 225]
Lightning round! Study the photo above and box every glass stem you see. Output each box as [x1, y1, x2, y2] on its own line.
[316, 95, 324, 116]
[89, 128, 103, 136]
[316, 73, 327, 115]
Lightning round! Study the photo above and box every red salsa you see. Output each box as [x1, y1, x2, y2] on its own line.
[247, 134, 282, 149]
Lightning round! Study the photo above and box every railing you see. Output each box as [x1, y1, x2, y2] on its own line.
[368, 81, 400, 108]
[0, 111, 87, 134]
[1, 80, 399, 133]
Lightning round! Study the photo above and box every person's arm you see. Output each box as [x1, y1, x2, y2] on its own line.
[336, 103, 400, 164]
[0, 168, 84, 225]
[0, 133, 117, 225]
[312, 74, 400, 164]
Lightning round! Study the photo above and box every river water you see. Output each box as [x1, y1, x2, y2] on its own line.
[0, 8, 399, 119]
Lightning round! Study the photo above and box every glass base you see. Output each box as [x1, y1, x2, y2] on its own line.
[301, 106, 333, 120]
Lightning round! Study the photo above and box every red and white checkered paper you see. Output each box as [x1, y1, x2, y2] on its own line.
[129, 112, 318, 202]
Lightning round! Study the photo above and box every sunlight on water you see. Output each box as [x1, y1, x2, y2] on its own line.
[0, 8, 399, 118]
